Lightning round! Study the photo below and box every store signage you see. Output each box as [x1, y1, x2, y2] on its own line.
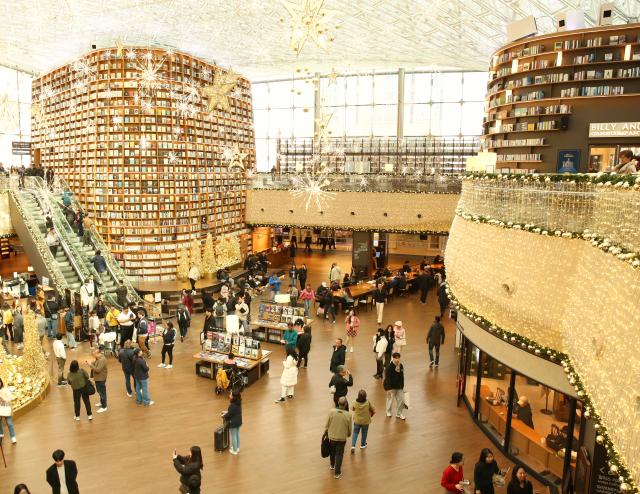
[11, 141, 31, 156]
[589, 122, 640, 137]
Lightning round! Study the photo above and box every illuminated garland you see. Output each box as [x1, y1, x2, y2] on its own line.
[251, 186, 460, 195]
[447, 285, 637, 493]
[455, 209, 640, 270]
[464, 171, 640, 189]
[246, 222, 450, 236]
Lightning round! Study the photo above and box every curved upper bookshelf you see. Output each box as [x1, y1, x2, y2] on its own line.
[483, 23, 640, 172]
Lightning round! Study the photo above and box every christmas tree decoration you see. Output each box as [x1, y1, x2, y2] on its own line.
[223, 144, 248, 171]
[202, 233, 217, 275]
[189, 238, 202, 272]
[202, 70, 239, 113]
[177, 249, 190, 280]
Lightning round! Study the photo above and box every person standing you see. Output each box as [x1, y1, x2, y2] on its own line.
[36, 311, 48, 353]
[87, 310, 100, 348]
[115, 280, 128, 308]
[0, 377, 17, 443]
[173, 446, 203, 494]
[221, 389, 242, 455]
[44, 296, 60, 339]
[441, 452, 466, 494]
[13, 483, 30, 494]
[202, 308, 215, 341]
[95, 299, 107, 329]
[288, 283, 299, 307]
[427, 316, 445, 368]
[235, 295, 249, 334]
[105, 306, 120, 337]
[438, 283, 449, 318]
[329, 338, 346, 373]
[324, 396, 352, 480]
[87, 346, 108, 413]
[137, 310, 151, 358]
[372, 283, 387, 325]
[417, 269, 434, 305]
[268, 273, 282, 300]
[133, 348, 153, 406]
[64, 307, 78, 351]
[329, 263, 341, 285]
[67, 360, 92, 421]
[13, 307, 24, 350]
[299, 284, 314, 317]
[288, 263, 297, 287]
[383, 352, 405, 420]
[344, 310, 360, 353]
[296, 326, 312, 368]
[53, 334, 67, 386]
[46, 228, 59, 258]
[298, 263, 307, 290]
[158, 322, 176, 369]
[46, 450, 80, 494]
[507, 466, 533, 494]
[80, 279, 94, 336]
[323, 289, 336, 323]
[89, 250, 107, 274]
[372, 328, 388, 379]
[303, 234, 312, 253]
[118, 340, 135, 398]
[474, 448, 501, 494]
[351, 389, 374, 453]
[393, 320, 407, 353]
[177, 304, 191, 341]
[3, 304, 13, 342]
[188, 264, 200, 292]
[329, 365, 353, 408]
[275, 346, 299, 403]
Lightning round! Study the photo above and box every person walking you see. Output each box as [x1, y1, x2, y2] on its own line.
[441, 452, 466, 494]
[474, 448, 502, 494]
[427, 316, 445, 368]
[438, 283, 449, 318]
[329, 263, 341, 285]
[372, 283, 387, 325]
[344, 310, 360, 353]
[329, 365, 353, 408]
[188, 264, 200, 292]
[324, 396, 352, 480]
[80, 279, 94, 335]
[133, 348, 153, 406]
[298, 263, 307, 290]
[0, 377, 17, 443]
[67, 360, 92, 421]
[3, 304, 13, 342]
[351, 389, 375, 453]
[46, 228, 59, 258]
[53, 334, 67, 386]
[221, 389, 242, 455]
[137, 310, 151, 358]
[158, 321, 176, 369]
[118, 340, 135, 398]
[329, 338, 346, 373]
[64, 307, 77, 350]
[383, 352, 405, 420]
[303, 234, 312, 253]
[13, 307, 24, 350]
[296, 326, 312, 368]
[299, 284, 314, 317]
[115, 280, 128, 308]
[275, 346, 299, 403]
[417, 269, 434, 305]
[393, 320, 407, 353]
[105, 306, 120, 337]
[173, 446, 203, 494]
[87, 346, 108, 413]
[323, 289, 336, 323]
[235, 295, 249, 334]
[181, 289, 194, 314]
[46, 450, 79, 494]
[177, 303, 191, 341]
[507, 466, 533, 494]
[372, 328, 388, 379]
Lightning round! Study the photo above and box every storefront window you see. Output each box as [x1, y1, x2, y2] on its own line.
[477, 355, 512, 446]
[464, 341, 481, 412]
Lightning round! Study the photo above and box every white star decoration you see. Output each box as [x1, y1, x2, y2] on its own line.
[224, 144, 248, 171]
[290, 170, 336, 211]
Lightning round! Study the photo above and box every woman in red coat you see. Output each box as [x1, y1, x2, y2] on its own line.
[182, 289, 194, 314]
[344, 309, 360, 353]
[441, 451, 466, 493]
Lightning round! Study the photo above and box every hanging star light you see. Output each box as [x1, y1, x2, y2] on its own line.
[280, 0, 339, 56]
[115, 36, 125, 57]
[290, 170, 336, 211]
[200, 67, 212, 81]
[202, 70, 239, 113]
[0, 93, 18, 132]
[140, 99, 154, 114]
[358, 176, 369, 189]
[328, 68, 338, 85]
[314, 110, 333, 144]
[167, 151, 180, 165]
[134, 55, 165, 94]
[125, 49, 137, 60]
[71, 58, 95, 79]
[223, 144, 248, 171]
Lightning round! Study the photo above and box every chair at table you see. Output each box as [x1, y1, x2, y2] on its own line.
[358, 294, 373, 312]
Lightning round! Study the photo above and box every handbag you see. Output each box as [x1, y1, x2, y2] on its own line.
[84, 379, 96, 396]
[321, 431, 331, 458]
[316, 306, 325, 316]
[492, 473, 506, 486]
[545, 424, 564, 451]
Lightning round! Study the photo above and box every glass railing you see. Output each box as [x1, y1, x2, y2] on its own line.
[249, 172, 463, 194]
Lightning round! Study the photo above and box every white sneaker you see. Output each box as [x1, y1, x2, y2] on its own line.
[97, 408, 107, 413]
[11, 436, 16, 444]
[157, 363, 166, 368]
[349, 347, 353, 353]
[386, 412, 392, 417]
[147, 401, 155, 406]
[396, 414, 406, 420]
[88, 415, 93, 420]
[229, 449, 238, 455]
[166, 365, 173, 369]
[126, 392, 132, 398]
[95, 402, 102, 407]
[74, 416, 80, 421]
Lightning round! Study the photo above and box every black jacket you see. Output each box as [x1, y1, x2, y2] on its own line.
[118, 347, 135, 373]
[427, 322, 445, 346]
[133, 355, 149, 381]
[296, 332, 312, 353]
[173, 456, 202, 493]
[373, 288, 387, 303]
[329, 345, 346, 373]
[298, 267, 307, 282]
[223, 402, 242, 428]
[203, 315, 215, 333]
[202, 292, 214, 310]
[383, 362, 404, 390]
[507, 480, 534, 494]
[417, 273, 434, 291]
[162, 327, 176, 345]
[177, 308, 190, 327]
[438, 286, 449, 305]
[46, 460, 79, 494]
[329, 373, 353, 398]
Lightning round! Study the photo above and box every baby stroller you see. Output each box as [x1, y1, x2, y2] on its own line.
[215, 365, 247, 394]
[98, 331, 117, 358]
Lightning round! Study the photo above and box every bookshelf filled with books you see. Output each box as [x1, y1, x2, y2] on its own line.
[31, 48, 255, 280]
[483, 24, 640, 173]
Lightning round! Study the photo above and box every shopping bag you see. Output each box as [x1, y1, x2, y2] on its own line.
[321, 431, 331, 458]
[316, 306, 325, 316]
[403, 390, 411, 409]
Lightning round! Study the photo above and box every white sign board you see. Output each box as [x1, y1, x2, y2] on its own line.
[589, 122, 640, 137]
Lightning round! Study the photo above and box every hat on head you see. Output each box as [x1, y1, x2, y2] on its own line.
[394, 320, 402, 326]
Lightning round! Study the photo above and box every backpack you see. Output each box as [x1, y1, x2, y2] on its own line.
[215, 303, 225, 317]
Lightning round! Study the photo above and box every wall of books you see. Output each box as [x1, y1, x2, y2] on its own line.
[30, 47, 255, 280]
[484, 23, 640, 173]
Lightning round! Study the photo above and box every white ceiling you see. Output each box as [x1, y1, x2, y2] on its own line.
[1, 0, 639, 80]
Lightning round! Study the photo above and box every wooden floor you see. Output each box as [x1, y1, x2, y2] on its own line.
[0, 251, 543, 493]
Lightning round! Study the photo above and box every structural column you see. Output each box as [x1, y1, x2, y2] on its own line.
[397, 68, 405, 141]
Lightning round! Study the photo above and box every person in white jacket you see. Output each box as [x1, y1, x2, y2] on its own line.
[275, 346, 299, 403]
[372, 328, 388, 379]
[53, 334, 67, 385]
[0, 377, 17, 443]
[188, 264, 200, 291]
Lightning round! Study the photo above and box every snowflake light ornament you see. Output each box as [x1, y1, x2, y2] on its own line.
[290, 170, 336, 211]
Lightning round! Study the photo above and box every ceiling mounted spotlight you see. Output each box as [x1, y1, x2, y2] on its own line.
[350, 211, 355, 215]
[417, 214, 422, 218]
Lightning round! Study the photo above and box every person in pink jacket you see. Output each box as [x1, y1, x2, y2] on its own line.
[344, 310, 360, 353]
[299, 284, 315, 317]
[393, 320, 406, 353]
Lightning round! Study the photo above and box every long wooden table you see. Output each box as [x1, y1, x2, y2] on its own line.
[193, 350, 271, 386]
[478, 385, 574, 479]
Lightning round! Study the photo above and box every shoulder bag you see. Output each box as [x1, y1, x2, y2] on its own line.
[321, 431, 331, 458]
[82, 370, 96, 396]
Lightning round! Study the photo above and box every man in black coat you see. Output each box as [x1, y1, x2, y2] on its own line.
[426, 316, 445, 367]
[417, 270, 434, 305]
[296, 326, 312, 368]
[329, 338, 346, 373]
[437, 284, 449, 317]
[46, 449, 79, 494]
[328, 365, 353, 407]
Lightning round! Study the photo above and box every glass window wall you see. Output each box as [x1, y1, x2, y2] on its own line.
[0, 66, 32, 167]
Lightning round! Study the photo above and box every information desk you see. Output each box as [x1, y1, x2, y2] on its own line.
[250, 320, 313, 345]
[194, 350, 271, 386]
[478, 385, 575, 479]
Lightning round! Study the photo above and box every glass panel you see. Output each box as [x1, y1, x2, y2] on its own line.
[439, 103, 462, 136]
[460, 102, 485, 136]
[326, 106, 346, 137]
[292, 107, 314, 137]
[293, 80, 314, 108]
[253, 109, 269, 138]
[251, 83, 270, 110]
[267, 81, 294, 109]
[373, 74, 398, 104]
[432, 73, 463, 102]
[348, 105, 372, 136]
[372, 104, 397, 136]
[321, 76, 346, 107]
[405, 73, 431, 104]
[462, 72, 489, 102]
[268, 108, 294, 138]
[476, 354, 512, 446]
[464, 342, 481, 412]
[404, 103, 430, 136]
[254, 138, 270, 172]
[17, 72, 32, 103]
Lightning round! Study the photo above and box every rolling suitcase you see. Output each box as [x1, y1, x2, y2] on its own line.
[214, 424, 229, 452]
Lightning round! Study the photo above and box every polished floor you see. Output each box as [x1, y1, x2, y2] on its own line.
[0, 251, 543, 493]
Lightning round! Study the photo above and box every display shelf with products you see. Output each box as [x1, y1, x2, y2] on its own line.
[31, 47, 255, 280]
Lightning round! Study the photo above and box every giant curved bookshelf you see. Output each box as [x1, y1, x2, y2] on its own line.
[484, 23, 640, 173]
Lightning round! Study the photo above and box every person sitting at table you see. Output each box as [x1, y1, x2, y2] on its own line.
[396, 273, 408, 291]
[419, 256, 429, 271]
[342, 273, 353, 288]
[514, 396, 534, 429]
[401, 260, 412, 274]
